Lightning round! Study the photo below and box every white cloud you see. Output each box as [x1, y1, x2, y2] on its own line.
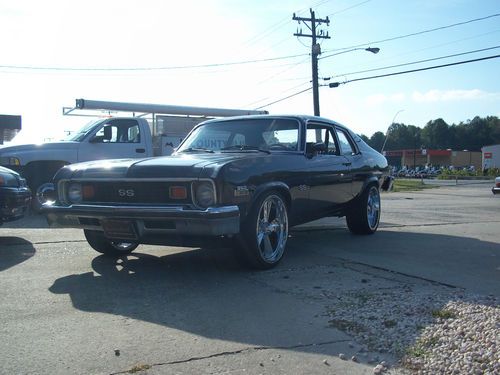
[412, 89, 500, 102]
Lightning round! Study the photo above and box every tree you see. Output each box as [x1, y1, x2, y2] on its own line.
[421, 118, 450, 149]
[369, 131, 385, 151]
[365, 116, 498, 151]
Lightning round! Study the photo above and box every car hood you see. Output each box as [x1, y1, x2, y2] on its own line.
[0, 165, 21, 177]
[63, 152, 266, 179]
[0, 142, 79, 155]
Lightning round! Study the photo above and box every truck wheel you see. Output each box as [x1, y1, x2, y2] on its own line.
[239, 191, 289, 269]
[84, 230, 139, 257]
[346, 184, 381, 235]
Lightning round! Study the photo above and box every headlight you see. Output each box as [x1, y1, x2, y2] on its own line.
[194, 181, 216, 208]
[67, 183, 82, 203]
[0, 157, 20, 166]
[0, 171, 19, 187]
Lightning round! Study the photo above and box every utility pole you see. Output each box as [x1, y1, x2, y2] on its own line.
[293, 9, 330, 116]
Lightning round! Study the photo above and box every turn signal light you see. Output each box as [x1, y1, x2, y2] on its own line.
[82, 185, 95, 199]
[169, 186, 187, 200]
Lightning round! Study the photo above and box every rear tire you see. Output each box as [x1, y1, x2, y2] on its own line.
[84, 230, 139, 257]
[346, 184, 381, 235]
[239, 191, 289, 269]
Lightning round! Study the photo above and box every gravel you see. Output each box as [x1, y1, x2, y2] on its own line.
[326, 283, 499, 374]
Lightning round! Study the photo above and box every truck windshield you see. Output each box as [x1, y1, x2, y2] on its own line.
[64, 120, 103, 142]
[177, 118, 300, 153]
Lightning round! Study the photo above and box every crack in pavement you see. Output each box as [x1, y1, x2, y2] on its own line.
[109, 339, 350, 375]
[336, 258, 462, 290]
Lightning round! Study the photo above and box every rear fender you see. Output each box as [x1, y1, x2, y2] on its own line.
[359, 176, 380, 195]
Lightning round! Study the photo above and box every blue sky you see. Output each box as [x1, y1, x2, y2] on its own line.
[0, 0, 499, 143]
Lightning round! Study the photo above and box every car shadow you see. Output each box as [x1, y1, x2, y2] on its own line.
[49, 246, 342, 349]
[47, 229, 499, 364]
[0, 237, 36, 271]
[0, 212, 48, 229]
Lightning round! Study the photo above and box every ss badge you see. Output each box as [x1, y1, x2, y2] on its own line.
[118, 189, 135, 197]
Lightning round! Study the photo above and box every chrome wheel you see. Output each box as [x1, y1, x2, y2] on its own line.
[110, 241, 138, 252]
[255, 194, 288, 263]
[366, 186, 381, 230]
[84, 229, 139, 256]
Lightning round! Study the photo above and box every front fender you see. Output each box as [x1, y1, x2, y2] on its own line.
[242, 182, 291, 219]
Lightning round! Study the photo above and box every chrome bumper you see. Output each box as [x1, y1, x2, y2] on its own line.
[493, 187, 500, 195]
[42, 203, 240, 237]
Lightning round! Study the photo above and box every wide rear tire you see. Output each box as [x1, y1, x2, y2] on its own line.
[346, 184, 381, 235]
[84, 230, 139, 257]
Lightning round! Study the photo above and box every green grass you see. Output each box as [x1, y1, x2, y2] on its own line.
[392, 179, 436, 192]
[431, 308, 457, 319]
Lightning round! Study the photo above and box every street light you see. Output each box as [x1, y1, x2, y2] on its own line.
[317, 47, 380, 114]
[381, 109, 404, 153]
[326, 47, 380, 88]
[320, 47, 380, 60]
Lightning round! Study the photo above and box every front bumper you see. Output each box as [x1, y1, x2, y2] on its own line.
[0, 187, 32, 223]
[493, 187, 500, 195]
[42, 203, 240, 240]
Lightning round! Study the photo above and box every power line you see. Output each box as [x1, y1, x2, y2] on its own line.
[243, 81, 311, 108]
[3, 13, 497, 73]
[0, 53, 311, 72]
[329, 54, 500, 86]
[242, 0, 335, 47]
[326, 45, 500, 79]
[254, 87, 313, 109]
[322, 13, 500, 54]
[326, 0, 373, 16]
[257, 54, 500, 109]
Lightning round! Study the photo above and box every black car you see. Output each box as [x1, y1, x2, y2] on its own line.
[43, 115, 391, 269]
[0, 166, 31, 225]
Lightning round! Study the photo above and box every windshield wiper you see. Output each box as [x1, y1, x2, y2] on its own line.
[220, 145, 271, 154]
[180, 147, 214, 153]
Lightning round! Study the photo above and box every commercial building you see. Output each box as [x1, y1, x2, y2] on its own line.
[384, 149, 482, 169]
[482, 144, 500, 170]
[0, 115, 22, 145]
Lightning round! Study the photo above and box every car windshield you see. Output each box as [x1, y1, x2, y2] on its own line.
[63, 119, 103, 142]
[177, 118, 300, 153]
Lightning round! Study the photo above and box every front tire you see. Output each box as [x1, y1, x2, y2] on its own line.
[84, 230, 139, 257]
[346, 184, 381, 234]
[239, 191, 289, 269]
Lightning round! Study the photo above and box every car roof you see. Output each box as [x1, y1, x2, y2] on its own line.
[201, 114, 347, 128]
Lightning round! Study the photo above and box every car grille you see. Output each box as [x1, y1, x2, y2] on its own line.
[80, 181, 192, 205]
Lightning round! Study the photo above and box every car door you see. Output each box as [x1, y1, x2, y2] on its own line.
[77, 118, 147, 162]
[305, 122, 352, 215]
[335, 126, 360, 198]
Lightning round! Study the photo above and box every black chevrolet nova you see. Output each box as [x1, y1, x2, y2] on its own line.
[43, 115, 391, 269]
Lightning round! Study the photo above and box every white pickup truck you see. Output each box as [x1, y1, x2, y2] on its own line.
[0, 117, 162, 209]
[0, 99, 267, 210]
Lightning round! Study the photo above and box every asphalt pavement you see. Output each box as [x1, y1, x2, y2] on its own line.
[0, 184, 498, 374]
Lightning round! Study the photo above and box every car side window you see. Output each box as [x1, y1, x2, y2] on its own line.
[306, 125, 338, 155]
[336, 128, 356, 156]
[93, 121, 141, 143]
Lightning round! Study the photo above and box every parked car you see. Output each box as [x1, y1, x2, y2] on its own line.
[493, 177, 500, 195]
[0, 166, 31, 225]
[43, 115, 392, 269]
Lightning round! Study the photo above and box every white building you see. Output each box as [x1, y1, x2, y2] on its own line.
[482, 144, 500, 170]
